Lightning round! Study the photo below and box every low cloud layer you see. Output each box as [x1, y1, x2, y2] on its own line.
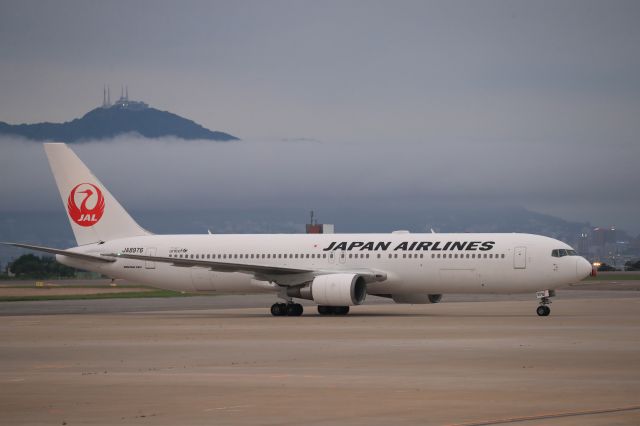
[0, 136, 638, 233]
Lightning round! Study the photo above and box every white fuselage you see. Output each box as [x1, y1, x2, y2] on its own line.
[58, 232, 592, 297]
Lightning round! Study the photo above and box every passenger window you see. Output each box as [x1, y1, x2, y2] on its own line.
[377, 254, 381, 258]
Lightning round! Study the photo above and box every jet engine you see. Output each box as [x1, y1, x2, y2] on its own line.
[391, 294, 443, 304]
[287, 273, 367, 306]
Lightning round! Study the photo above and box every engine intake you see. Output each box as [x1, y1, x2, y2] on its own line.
[287, 273, 367, 306]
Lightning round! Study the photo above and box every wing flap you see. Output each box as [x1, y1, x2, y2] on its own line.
[105, 252, 387, 286]
[2, 242, 116, 263]
[105, 252, 313, 275]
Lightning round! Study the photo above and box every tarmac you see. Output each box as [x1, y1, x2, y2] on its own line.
[0, 284, 639, 425]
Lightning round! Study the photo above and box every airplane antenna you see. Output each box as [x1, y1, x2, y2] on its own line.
[430, 228, 436, 234]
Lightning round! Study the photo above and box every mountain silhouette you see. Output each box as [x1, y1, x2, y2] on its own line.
[0, 106, 238, 142]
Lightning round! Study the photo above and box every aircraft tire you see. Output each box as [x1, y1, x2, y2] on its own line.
[287, 303, 303, 316]
[536, 305, 550, 317]
[334, 306, 350, 315]
[271, 303, 287, 316]
[317, 305, 332, 315]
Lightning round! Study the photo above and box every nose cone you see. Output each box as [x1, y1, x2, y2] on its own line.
[576, 257, 592, 280]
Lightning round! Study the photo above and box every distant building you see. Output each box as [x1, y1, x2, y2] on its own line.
[592, 227, 617, 247]
[101, 85, 149, 111]
[576, 231, 589, 255]
[305, 211, 334, 234]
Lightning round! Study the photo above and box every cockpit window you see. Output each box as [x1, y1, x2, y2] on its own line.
[551, 249, 578, 257]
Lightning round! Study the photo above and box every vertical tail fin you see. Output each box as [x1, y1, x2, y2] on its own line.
[44, 143, 151, 245]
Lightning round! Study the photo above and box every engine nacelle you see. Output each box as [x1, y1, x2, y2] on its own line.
[288, 273, 367, 306]
[391, 294, 442, 304]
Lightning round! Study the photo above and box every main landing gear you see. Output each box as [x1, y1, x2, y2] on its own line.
[270, 302, 303, 317]
[317, 306, 350, 315]
[535, 289, 555, 317]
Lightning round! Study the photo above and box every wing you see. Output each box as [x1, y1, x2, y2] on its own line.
[2, 242, 116, 263]
[105, 252, 387, 286]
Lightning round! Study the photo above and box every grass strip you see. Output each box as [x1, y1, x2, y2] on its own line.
[586, 274, 640, 281]
[0, 290, 190, 302]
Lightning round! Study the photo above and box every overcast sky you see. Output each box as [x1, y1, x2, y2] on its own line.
[0, 1, 639, 233]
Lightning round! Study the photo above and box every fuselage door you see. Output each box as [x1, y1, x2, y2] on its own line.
[145, 248, 157, 269]
[514, 246, 527, 269]
[338, 250, 346, 264]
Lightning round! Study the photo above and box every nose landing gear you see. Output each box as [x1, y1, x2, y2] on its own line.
[536, 305, 551, 316]
[535, 289, 555, 316]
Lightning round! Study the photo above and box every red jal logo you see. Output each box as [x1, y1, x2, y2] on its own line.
[67, 183, 105, 227]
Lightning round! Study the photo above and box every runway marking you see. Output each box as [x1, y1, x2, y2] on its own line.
[448, 404, 640, 425]
[204, 405, 252, 412]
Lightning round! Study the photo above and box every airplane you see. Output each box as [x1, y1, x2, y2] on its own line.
[4, 143, 594, 317]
